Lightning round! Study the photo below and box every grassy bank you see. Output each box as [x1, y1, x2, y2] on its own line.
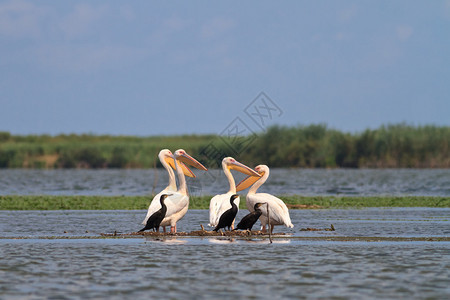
[1, 195, 448, 210]
[1, 123, 449, 168]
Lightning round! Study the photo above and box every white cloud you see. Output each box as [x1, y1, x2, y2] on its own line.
[35, 44, 146, 72]
[396, 25, 413, 41]
[59, 3, 107, 39]
[357, 36, 402, 72]
[337, 5, 357, 23]
[335, 32, 351, 41]
[163, 16, 189, 31]
[0, 0, 47, 38]
[119, 5, 135, 22]
[0, 1, 149, 72]
[148, 16, 191, 47]
[201, 17, 235, 39]
[445, 0, 450, 18]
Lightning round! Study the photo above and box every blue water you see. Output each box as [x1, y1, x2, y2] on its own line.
[0, 168, 449, 196]
[1, 208, 449, 238]
[1, 238, 449, 299]
[1, 209, 449, 299]
[1, 168, 449, 299]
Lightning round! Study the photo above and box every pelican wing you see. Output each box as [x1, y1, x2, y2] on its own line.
[209, 194, 224, 227]
[209, 192, 239, 227]
[157, 192, 189, 227]
[142, 190, 168, 225]
[247, 193, 293, 228]
[164, 192, 189, 217]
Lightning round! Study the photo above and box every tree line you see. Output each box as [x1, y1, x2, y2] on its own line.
[0, 123, 448, 169]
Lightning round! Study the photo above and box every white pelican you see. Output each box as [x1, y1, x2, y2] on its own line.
[142, 149, 206, 232]
[236, 165, 294, 233]
[142, 149, 176, 227]
[209, 157, 261, 228]
[160, 149, 207, 233]
[141, 149, 193, 226]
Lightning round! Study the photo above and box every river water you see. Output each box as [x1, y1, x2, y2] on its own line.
[1, 209, 449, 299]
[0, 168, 449, 196]
[1, 169, 449, 299]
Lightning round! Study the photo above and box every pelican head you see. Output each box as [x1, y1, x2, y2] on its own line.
[254, 165, 268, 175]
[235, 164, 268, 192]
[159, 149, 174, 165]
[222, 157, 261, 177]
[168, 149, 208, 177]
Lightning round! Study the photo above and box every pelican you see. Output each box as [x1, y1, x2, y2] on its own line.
[161, 149, 207, 233]
[236, 165, 294, 233]
[209, 157, 261, 228]
[143, 149, 207, 233]
[141, 149, 196, 231]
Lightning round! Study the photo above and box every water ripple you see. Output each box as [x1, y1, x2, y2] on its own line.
[1, 209, 450, 299]
[0, 240, 449, 299]
[0, 169, 449, 196]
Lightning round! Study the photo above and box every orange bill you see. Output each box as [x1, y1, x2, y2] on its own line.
[236, 171, 265, 192]
[165, 157, 196, 178]
[176, 152, 208, 171]
[228, 160, 261, 177]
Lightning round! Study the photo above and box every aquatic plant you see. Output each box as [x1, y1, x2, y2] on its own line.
[0, 195, 448, 210]
[0, 124, 448, 168]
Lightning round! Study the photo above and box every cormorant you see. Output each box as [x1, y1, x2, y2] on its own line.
[234, 202, 264, 231]
[139, 194, 171, 232]
[213, 194, 239, 232]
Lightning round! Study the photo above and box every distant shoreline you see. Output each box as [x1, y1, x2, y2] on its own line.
[1, 123, 449, 169]
[1, 195, 448, 210]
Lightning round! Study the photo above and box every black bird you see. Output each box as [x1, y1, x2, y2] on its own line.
[234, 202, 264, 231]
[139, 194, 170, 232]
[213, 194, 239, 232]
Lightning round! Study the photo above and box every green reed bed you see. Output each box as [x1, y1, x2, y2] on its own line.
[1, 123, 449, 169]
[1, 195, 448, 210]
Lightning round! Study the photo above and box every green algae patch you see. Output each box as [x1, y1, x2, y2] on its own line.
[281, 195, 450, 208]
[0, 195, 150, 210]
[0, 195, 449, 210]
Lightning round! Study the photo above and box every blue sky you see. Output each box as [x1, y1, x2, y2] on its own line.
[1, 0, 449, 136]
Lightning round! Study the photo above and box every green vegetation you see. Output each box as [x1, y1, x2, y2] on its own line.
[281, 195, 450, 208]
[238, 123, 449, 168]
[0, 133, 214, 169]
[1, 195, 448, 210]
[0, 123, 449, 168]
[0, 196, 151, 210]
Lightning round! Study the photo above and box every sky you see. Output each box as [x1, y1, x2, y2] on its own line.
[1, 0, 449, 136]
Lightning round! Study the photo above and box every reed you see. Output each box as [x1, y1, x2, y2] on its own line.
[0, 123, 449, 168]
[239, 124, 450, 168]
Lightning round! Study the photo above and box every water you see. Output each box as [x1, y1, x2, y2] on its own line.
[1, 209, 450, 299]
[1, 239, 449, 299]
[1, 168, 449, 196]
[1, 169, 449, 298]
[1, 209, 449, 238]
